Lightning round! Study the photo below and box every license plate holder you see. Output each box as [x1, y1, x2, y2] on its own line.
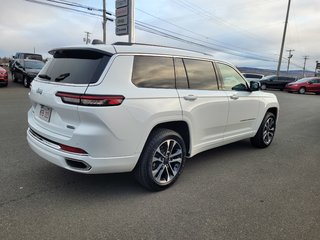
[39, 105, 52, 122]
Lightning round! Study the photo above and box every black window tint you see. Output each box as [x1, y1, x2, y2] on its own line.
[38, 50, 111, 84]
[183, 59, 218, 90]
[132, 56, 175, 88]
[174, 58, 188, 89]
[244, 74, 259, 78]
[24, 54, 43, 61]
[217, 63, 248, 91]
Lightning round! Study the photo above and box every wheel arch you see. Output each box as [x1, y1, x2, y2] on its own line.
[267, 107, 278, 121]
[147, 121, 191, 157]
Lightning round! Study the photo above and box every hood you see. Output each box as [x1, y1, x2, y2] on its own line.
[26, 68, 41, 74]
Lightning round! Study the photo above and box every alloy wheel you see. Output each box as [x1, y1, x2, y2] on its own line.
[151, 139, 183, 185]
[262, 117, 275, 145]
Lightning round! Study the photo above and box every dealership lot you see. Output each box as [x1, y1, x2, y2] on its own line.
[0, 80, 319, 239]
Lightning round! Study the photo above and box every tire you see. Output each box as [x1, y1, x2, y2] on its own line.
[251, 112, 276, 148]
[12, 73, 17, 82]
[298, 87, 306, 94]
[261, 84, 267, 90]
[134, 128, 186, 191]
[23, 76, 30, 88]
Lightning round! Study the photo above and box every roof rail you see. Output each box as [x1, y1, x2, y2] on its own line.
[112, 42, 213, 57]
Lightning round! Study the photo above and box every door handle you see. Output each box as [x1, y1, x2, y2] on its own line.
[183, 95, 198, 101]
[230, 94, 239, 100]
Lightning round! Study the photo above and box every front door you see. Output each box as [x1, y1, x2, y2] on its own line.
[216, 62, 261, 140]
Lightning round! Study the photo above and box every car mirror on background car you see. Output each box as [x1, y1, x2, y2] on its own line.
[250, 81, 260, 91]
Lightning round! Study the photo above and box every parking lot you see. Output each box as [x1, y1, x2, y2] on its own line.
[0, 79, 319, 240]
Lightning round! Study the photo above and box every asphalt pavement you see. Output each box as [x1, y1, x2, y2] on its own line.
[0, 79, 320, 240]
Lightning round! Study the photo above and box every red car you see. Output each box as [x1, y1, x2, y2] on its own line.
[285, 77, 320, 94]
[0, 66, 8, 87]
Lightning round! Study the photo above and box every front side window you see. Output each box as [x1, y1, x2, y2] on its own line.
[132, 56, 175, 89]
[183, 59, 218, 90]
[217, 63, 248, 91]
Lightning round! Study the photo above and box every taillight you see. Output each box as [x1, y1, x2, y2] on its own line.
[56, 92, 125, 106]
[60, 144, 88, 154]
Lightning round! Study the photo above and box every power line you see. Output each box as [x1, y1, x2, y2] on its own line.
[171, 0, 264, 42]
[136, 21, 277, 62]
[25, 0, 114, 20]
[24, 0, 310, 69]
[45, 0, 113, 15]
[136, 8, 276, 61]
[25, 0, 103, 18]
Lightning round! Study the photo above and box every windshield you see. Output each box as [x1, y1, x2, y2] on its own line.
[37, 49, 111, 84]
[25, 54, 42, 61]
[25, 61, 45, 69]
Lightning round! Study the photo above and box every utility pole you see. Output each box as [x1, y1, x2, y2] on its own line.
[303, 56, 309, 77]
[102, 0, 107, 43]
[276, 0, 291, 77]
[286, 49, 294, 72]
[83, 31, 91, 44]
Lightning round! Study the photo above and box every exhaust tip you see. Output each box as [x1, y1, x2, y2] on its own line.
[65, 158, 91, 171]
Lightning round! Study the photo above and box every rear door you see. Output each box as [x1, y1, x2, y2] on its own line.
[175, 58, 229, 155]
[307, 78, 320, 92]
[29, 48, 113, 138]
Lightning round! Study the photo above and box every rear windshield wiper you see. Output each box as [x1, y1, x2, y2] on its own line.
[38, 74, 51, 80]
[55, 73, 70, 82]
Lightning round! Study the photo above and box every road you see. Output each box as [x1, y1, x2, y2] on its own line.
[0, 79, 320, 240]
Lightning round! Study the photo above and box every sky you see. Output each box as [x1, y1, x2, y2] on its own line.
[0, 0, 319, 71]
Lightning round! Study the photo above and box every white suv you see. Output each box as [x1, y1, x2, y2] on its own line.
[27, 43, 279, 191]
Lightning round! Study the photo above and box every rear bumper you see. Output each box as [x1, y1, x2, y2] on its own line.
[27, 127, 139, 174]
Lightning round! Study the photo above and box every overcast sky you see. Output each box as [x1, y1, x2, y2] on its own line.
[0, 0, 319, 71]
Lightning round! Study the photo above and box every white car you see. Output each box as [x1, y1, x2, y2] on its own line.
[27, 43, 279, 191]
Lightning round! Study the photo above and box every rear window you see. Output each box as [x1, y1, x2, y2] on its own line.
[243, 73, 263, 79]
[24, 54, 43, 61]
[38, 49, 111, 84]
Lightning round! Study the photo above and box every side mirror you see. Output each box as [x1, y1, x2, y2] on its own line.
[250, 81, 260, 91]
[308, 81, 313, 85]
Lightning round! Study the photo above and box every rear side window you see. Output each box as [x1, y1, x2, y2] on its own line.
[38, 49, 111, 84]
[132, 56, 175, 88]
[174, 58, 189, 89]
[183, 59, 218, 90]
